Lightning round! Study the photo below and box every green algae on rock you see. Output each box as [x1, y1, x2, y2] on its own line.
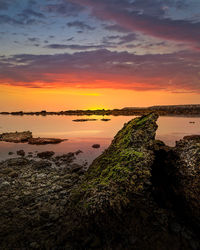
[70, 113, 159, 214]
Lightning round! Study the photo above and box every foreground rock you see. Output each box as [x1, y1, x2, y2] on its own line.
[0, 113, 199, 249]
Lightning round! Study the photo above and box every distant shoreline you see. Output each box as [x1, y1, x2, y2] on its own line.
[1, 104, 200, 116]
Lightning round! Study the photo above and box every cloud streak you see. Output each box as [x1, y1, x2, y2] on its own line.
[67, 0, 200, 47]
[67, 21, 95, 30]
[0, 49, 200, 93]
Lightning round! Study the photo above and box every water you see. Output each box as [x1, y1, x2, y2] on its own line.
[0, 115, 200, 163]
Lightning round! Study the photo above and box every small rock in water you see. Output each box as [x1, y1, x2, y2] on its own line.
[72, 119, 97, 122]
[75, 150, 83, 155]
[101, 118, 111, 121]
[28, 137, 65, 145]
[92, 144, 100, 149]
[16, 149, 25, 157]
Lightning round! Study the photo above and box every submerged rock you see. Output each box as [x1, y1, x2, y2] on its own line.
[0, 113, 199, 250]
[28, 137, 65, 145]
[101, 118, 111, 121]
[72, 119, 97, 122]
[92, 143, 100, 148]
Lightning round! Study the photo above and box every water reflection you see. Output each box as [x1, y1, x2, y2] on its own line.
[0, 115, 199, 162]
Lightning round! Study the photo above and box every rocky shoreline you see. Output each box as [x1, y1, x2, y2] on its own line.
[1, 104, 200, 116]
[0, 113, 200, 249]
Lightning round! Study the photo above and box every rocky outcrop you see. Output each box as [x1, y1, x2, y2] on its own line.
[0, 113, 199, 249]
[0, 131, 65, 144]
[0, 131, 32, 142]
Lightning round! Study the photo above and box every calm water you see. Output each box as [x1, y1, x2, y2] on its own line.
[0, 115, 200, 163]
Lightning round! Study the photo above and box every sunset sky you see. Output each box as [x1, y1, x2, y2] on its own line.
[0, 0, 200, 111]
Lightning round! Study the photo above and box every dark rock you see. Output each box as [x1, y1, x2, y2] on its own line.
[70, 164, 83, 173]
[0, 131, 32, 143]
[8, 152, 14, 155]
[183, 135, 200, 141]
[8, 171, 19, 178]
[7, 157, 29, 166]
[32, 160, 52, 169]
[101, 118, 111, 121]
[92, 144, 100, 148]
[0, 181, 10, 189]
[28, 137, 65, 145]
[72, 119, 97, 122]
[75, 150, 83, 155]
[54, 152, 75, 164]
[16, 149, 25, 157]
[37, 151, 55, 159]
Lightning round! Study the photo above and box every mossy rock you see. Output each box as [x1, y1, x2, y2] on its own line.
[69, 112, 159, 213]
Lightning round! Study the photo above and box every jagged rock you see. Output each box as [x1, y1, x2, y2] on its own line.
[65, 112, 200, 249]
[172, 137, 200, 228]
[0, 131, 32, 142]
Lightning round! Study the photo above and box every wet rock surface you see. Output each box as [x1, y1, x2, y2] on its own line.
[0, 113, 200, 249]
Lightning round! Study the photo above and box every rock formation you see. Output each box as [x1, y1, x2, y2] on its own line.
[0, 113, 199, 249]
[0, 131, 32, 143]
[0, 131, 65, 144]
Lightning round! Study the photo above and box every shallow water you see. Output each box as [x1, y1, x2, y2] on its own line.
[0, 115, 200, 163]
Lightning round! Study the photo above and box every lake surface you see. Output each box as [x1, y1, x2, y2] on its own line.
[0, 115, 200, 163]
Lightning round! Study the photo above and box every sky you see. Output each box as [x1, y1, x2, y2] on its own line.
[0, 0, 200, 111]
